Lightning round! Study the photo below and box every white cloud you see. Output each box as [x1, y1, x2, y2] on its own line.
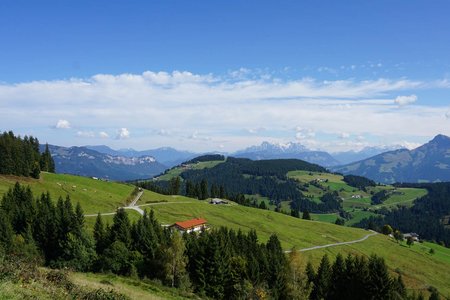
[446, 111, 450, 119]
[76, 131, 95, 138]
[394, 94, 417, 106]
[56, 119, 71, 129]
[99, 131, 109, 138]
[0, 70, 448, 151]
[116, 128, 130, 139]
[339, 132, 350, 139]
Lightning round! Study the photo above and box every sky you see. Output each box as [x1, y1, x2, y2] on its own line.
[1, 0, 450, 153]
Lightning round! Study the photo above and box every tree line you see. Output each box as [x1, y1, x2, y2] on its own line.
[0, 182, 441, 299]
[0, 131, 55, 178]
[143, 157, 343, 213]
[355, 182, 450, 247]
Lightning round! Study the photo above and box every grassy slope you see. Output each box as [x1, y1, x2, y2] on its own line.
[70, 272, 197, 300]
[1, 173, 449, 295]
[287, 170, 428, 225]
[139, 192, 450, 295]
[0, 173, 135, 214]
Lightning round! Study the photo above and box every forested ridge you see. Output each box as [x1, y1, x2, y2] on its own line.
[0, 182, 431, 300]
[147, 157, 341, 213]
[0, 131, 54, 178]
[355, 182, 450, 247]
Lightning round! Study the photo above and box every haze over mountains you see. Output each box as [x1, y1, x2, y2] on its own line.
[42, 134, 450, 183]
[333, 134, 450, 184]
[42, 144, 166, 181]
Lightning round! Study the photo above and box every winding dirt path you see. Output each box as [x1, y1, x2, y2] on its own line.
[285, 230, 378, 253]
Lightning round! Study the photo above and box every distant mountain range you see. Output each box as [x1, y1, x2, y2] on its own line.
[331, 145, 405, 165]
[43, 145, 166, 181]
[230, 141, 398, 167]
[42, 134, 449, 183]
[232, 141, 341, 166]
[86, 145, 196, 168]
[332, 135, 450, 183]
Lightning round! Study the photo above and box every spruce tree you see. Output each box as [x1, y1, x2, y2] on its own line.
[329, 253, 346, 300]
[0, 210, 13, 251]
[368, 255, 393, 299]
[110, 208, 132, 247]
[310, 255, 331, 300]
[266, 234, 288, 299]
[93, 213, 107, 254]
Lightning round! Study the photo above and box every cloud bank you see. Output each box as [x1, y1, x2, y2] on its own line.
[0, 70, 448, 151]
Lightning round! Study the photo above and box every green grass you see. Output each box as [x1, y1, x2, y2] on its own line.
[70, 272, 197, 300]
[310, 213, 339, 223]
[1, 173, 448, 295]
[378, 187, 428, 208]
[300, 234, 450, 296]
[0, 173, 135, 214]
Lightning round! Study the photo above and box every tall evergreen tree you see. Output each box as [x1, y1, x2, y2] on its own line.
[329, 253, 346, 300]
[367, 255, 393, 299]
[310, 255, 331, 300]
[93, 213, 107, 254]
[266, 234, 288, 299]
[110, 208, 132, 247]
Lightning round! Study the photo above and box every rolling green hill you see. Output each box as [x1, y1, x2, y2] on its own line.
[0, 172, 135, 214]
[1, 173, 449, 295]
[287, 170, 428, 224]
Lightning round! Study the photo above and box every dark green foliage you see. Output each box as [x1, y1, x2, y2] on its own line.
[367, 255, 393, 299]
[310, 255, 331, 300]
[343, 175, 376, 190]
[0, 209, 13, 251]
[291, 208, 300, 218]
[356, 182, 450, 246]
[0, 131, 54, 178]
[371, 190, 390, 205]
[382, 224, 393, 235]
[334, 218, 345, 225]
[1, 182, 35, 234]
[40, 143, 55, 172]
[186, 154, 225, 163]
[266, 234, 288, 299]
[100, 241, 141, 276]
[109, 208, 132, 247]
[169, 176, 181, 195]
[199, 179, 209, 200]
[302, 210, 311, 220]
[153, 156, 328, 210]
[428, 287, 440, 300]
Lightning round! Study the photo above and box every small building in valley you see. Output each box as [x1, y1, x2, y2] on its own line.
[403, 232, 420, 241]
[171, 218, 208, 234]
[210, 198, 228, 205]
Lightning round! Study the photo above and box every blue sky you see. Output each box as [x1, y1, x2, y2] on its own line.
[1, 1, 450, 152]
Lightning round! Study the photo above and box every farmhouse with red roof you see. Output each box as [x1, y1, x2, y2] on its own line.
[171, 218, 207, 233]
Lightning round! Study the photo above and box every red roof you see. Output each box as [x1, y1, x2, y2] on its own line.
[173, 218, 207, 230]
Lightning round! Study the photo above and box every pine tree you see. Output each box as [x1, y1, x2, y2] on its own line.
[266, 234, 288, 299]
[0, 209, 13, 251]
[329, 253, 346, 300]
[368, 255, 393, 299]
[93, 213, 107, 254]
[73, 201, 85, 237]
[310, 255, 331, 300]
[302, 210, 311, 220]
[200, 179, 209, 200]
[110, 208, 132, 247]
